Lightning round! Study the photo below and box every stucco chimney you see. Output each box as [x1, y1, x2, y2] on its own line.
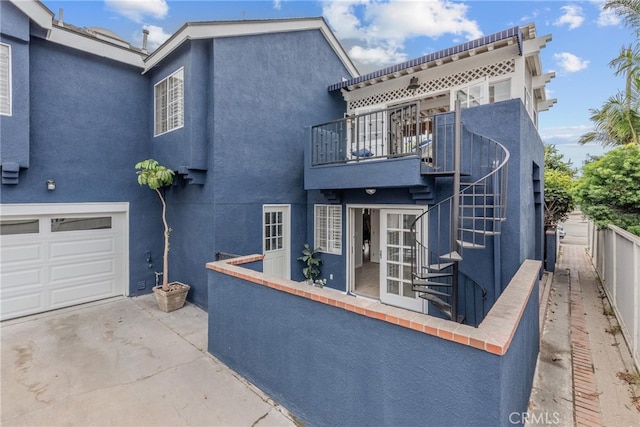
[142, 29, 149, 53]
[58, 8, 64, 27]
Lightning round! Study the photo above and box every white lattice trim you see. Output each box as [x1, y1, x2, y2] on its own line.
[348, 59, 515, 111]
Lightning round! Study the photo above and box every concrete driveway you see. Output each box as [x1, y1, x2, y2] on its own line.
[1, 295, 296, 426]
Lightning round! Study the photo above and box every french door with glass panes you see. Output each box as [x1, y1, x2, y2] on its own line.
[379, 209, 425, 312]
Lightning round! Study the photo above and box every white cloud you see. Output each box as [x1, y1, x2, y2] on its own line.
[554, 52, 589, 73]
[322, 0, 482, 68]
[136, 25, 171, 51]
[554, 4, 584, 29]
[597, 7, 621, 26]
[273, 0, 282, 10]
[349, 45, 407, 66]
[105, 0, 168, 23]
[540, 124, 591, 140]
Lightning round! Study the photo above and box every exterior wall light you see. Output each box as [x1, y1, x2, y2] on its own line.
[46, 179, 56, 191]
[365, 188, 376, 195]
[407, 76, 420, 91]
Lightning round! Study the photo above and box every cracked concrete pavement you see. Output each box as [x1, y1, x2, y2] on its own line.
[1, 295, 296, 426]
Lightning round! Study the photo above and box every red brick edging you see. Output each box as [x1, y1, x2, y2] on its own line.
[570, 278, 603, 426]
[206, 255, 541, 357]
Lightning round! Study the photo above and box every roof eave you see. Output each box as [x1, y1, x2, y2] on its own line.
[10, 0, 53, 35]
[143, 18, 359, 77]
[329, 26, 522, 92]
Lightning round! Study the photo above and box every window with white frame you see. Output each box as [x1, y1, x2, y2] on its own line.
[314, 205, 342, 254]
[454, 81, 484, 109]
[489, 79, 511, 104]
[0, 43, 11, 116]
[154, 68, 184, 136]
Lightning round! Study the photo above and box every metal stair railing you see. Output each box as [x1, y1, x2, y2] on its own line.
[411, 122, 510, 325]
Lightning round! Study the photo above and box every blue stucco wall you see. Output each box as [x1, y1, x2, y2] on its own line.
[0, 35, 161, 295]
[208, 268, 540, 426]
[459, 100, 544, 292]
[303, 100, 543, 310]
[0, 1, 31, 169]
[147, 30, 350, 308]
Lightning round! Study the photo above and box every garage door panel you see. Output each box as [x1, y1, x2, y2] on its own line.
[0, 290, 46, 321]
[49, 237, 115, 260]
[1, 268, 42, 288]
[1, 206, 127, 321]
[50, 259, 115, 283]
[1, 243, 41, 264]
[50, 279, 116, 308]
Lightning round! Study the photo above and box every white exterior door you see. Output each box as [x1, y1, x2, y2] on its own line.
[0, 203, 128, 321]
[380, 209, 425, 312]
[262, 205, 290, 279]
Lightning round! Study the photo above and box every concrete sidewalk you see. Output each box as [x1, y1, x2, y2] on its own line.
[1, 295, 296, 426]
[528, 213, 640, 426]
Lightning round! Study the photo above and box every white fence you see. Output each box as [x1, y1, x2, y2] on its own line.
[588, 222, 640, 370]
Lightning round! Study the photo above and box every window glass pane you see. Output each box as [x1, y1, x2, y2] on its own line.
[154, 68, 183, 136]
[402, 282, 416, 298]
[402, 265, 412, 281]
[265, 238, 271, 251]
[0, 219, 38, 235]
[403, 231, 413, 246]
[387, 213, 399, 229]
[387, 279, 399, 295]
[51, 217, 112, 232]
[387, 247, 399, 261]
[387, 230, 399, 246]
[469, 84, 483, 106]
[314, 205, 341, 254]
[387, 263, 399, 279]
[0, 44, 10, 115]
[402, 214, 416, 230]
[490, 80, 510, 103]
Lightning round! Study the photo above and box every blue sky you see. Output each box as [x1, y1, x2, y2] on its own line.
[41, 0, 634, 168]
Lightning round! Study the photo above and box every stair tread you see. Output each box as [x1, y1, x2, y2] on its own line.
[419, 272, 453, 279]
[412, 278, 452, 287]
[459, 228, 500, 235]
[440, 251, 462, 261]
[419, 293, 451, 308]
[413, 286, 450, 297]
[456, 240, 485, 249]
[426, 262, 455, 270]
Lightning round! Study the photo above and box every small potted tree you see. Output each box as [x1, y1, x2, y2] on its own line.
[135, 159, 190, 312]
[297, 244, 325, 287]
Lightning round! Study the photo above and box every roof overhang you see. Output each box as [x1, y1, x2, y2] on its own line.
[143, 18, 359, 76]
[330, 26, 523, 92]
[9, 0, 53, 35]
[47, 24, 146, 68]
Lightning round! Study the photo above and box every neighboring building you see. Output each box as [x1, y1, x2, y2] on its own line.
[1, 1, 555, 425]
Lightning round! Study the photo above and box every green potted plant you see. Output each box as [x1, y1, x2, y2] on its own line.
[297, 244, 324, 287]
[135, 159, 190, 312]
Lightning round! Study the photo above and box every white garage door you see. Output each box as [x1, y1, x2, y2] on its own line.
[0, 203, 128, 321]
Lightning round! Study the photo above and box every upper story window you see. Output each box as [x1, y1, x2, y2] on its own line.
[489, 80, 511, 104]
[0, 43, 11, 116]
[455, 81, 484, 109]
[452, 77, 513, 110]
[154, 68, 184, 136]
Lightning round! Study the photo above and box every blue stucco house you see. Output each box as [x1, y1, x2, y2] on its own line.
[1, 1, 555, 425]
